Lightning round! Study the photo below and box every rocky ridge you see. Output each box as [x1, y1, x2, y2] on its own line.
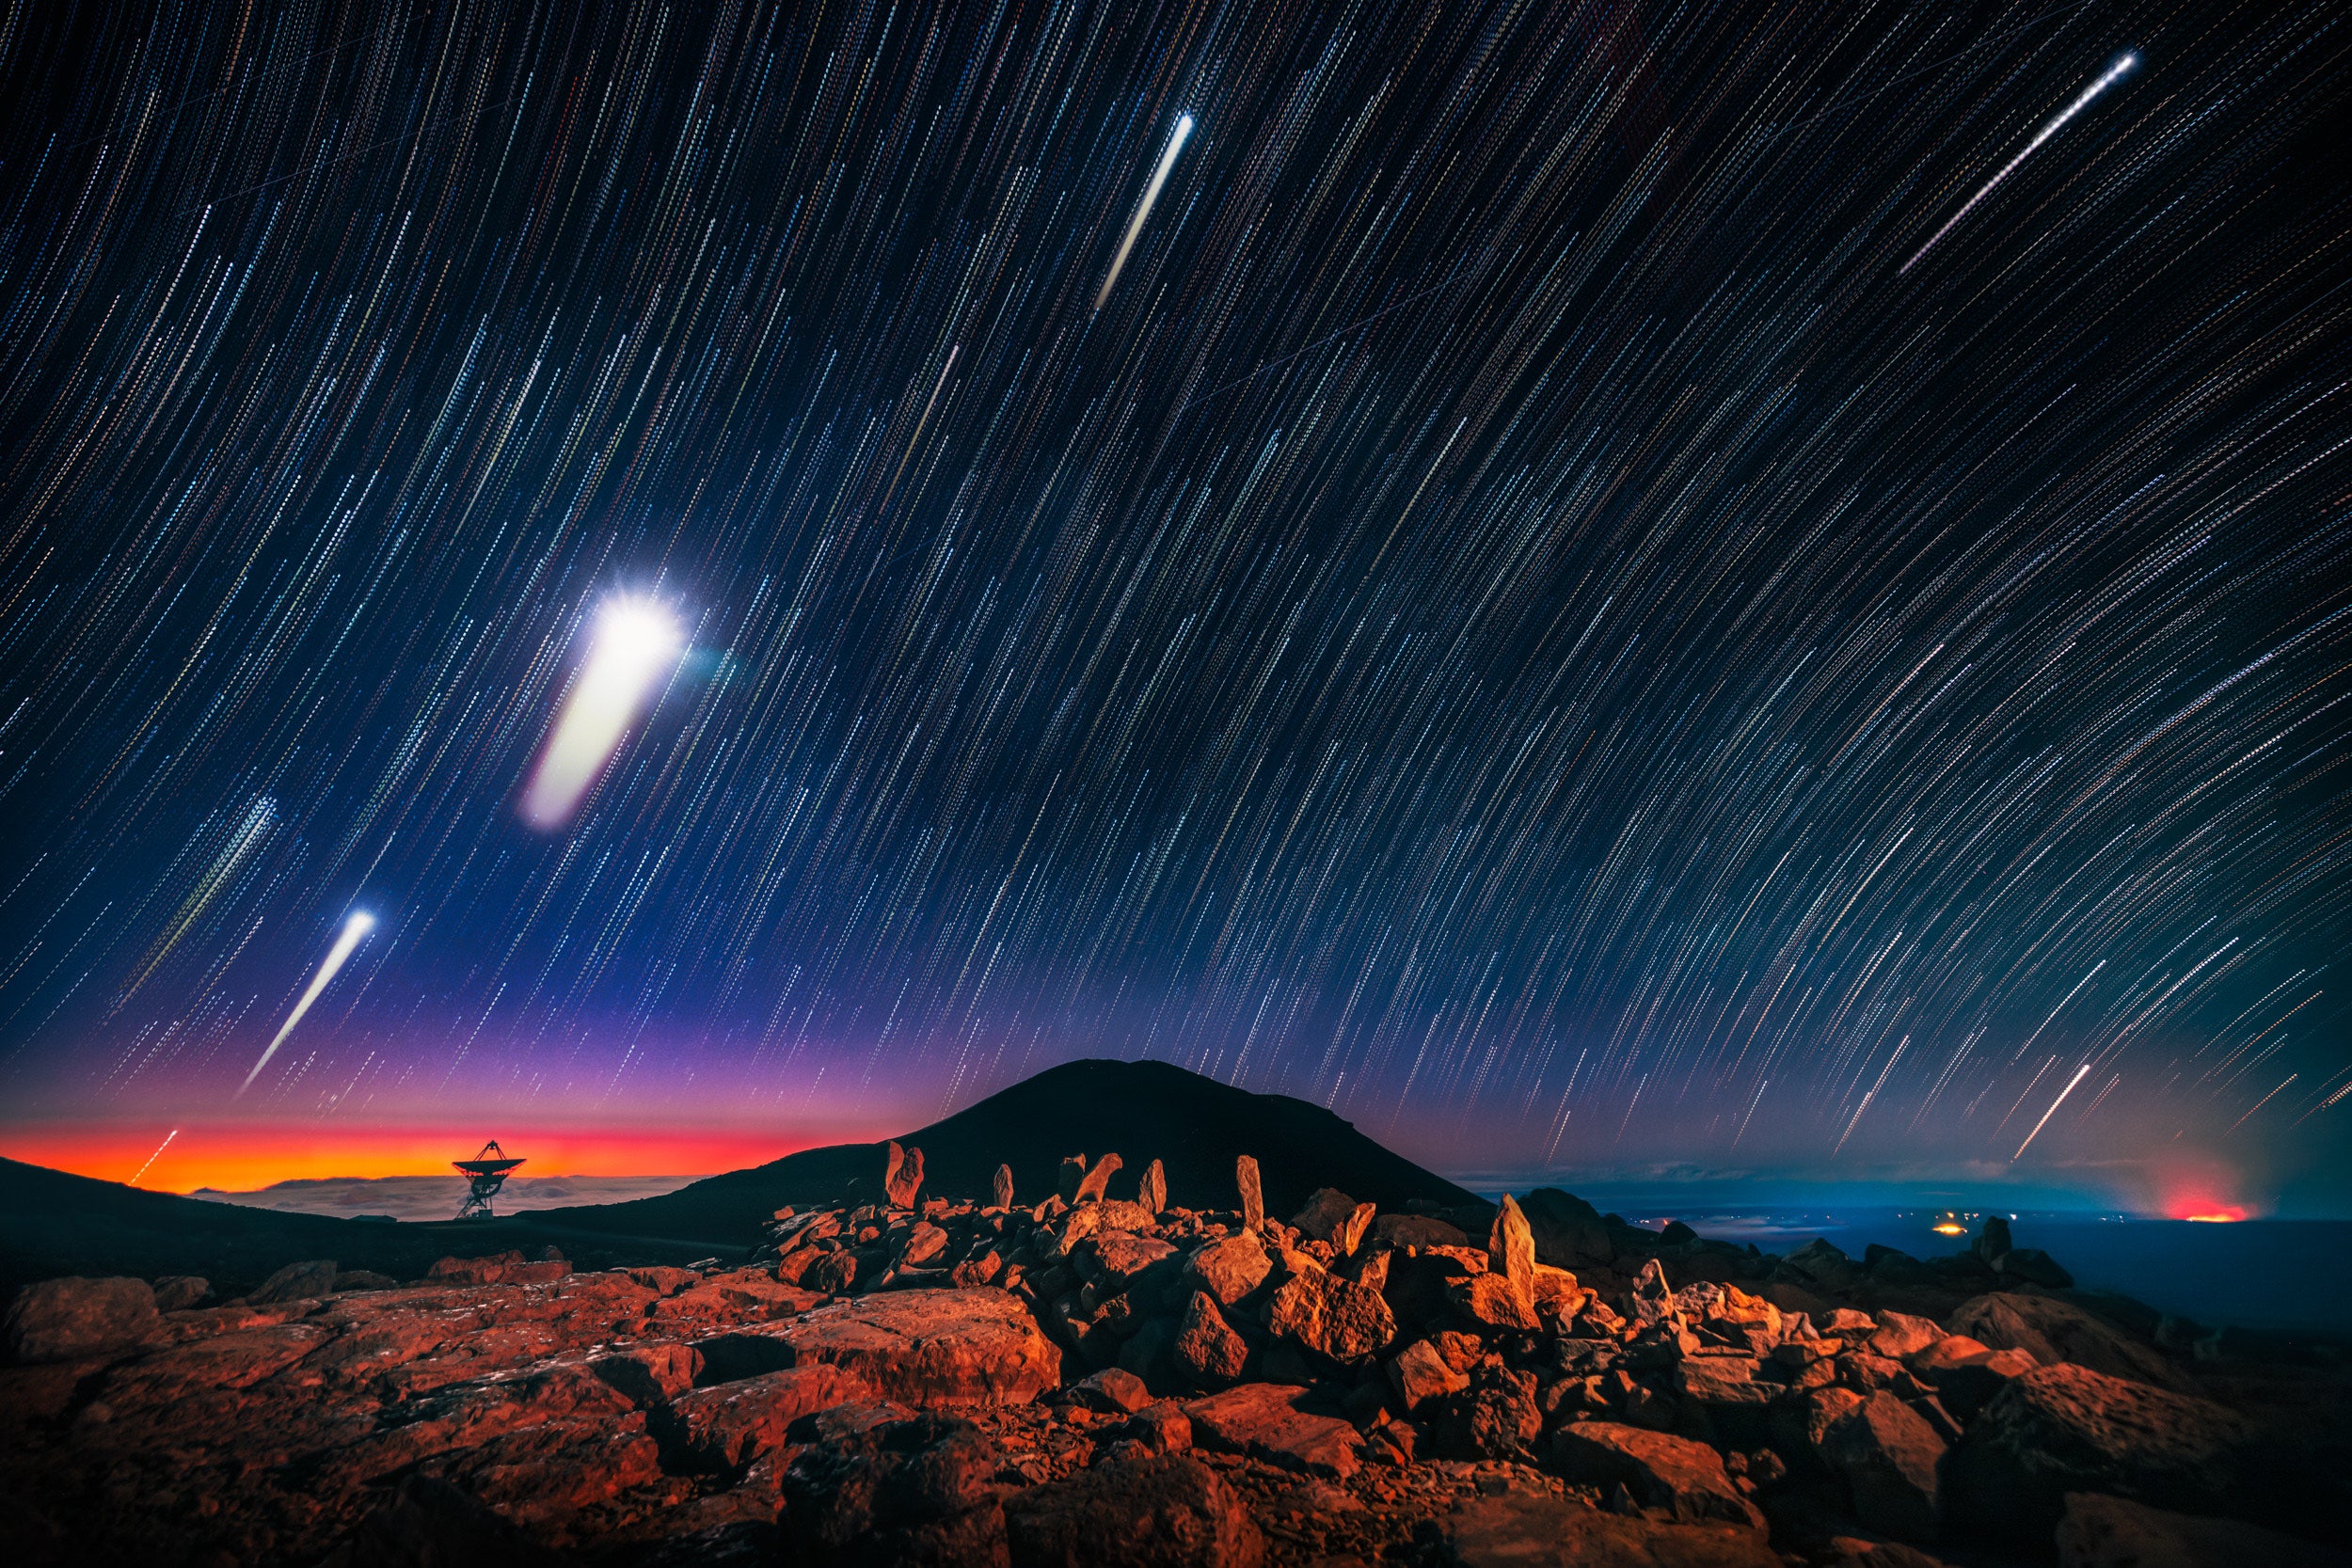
[4, 1142, 2346, 1566]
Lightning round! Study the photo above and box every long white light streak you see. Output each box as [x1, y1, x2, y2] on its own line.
[2011, 1060, 2093, 1159]
[129, 1129, 177, 1184]
[1900, 53, 2137, 275]
[237, 911, 375, 1096]
[1096, 114, 1195, 309]
[520, 597, 685, 830]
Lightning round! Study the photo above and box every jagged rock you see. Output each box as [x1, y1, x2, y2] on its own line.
[1425, 1369, 1541, 1460]
[1994, 1247, 2073, 1289]
[699, 1288, 1059, 1407]
[806, 1252, 859, 1294]
[249, 1259, 341, 1304]
[1138, 1160, 1167, 1216]
[2056, 1491, 2352, 1568]
[1631, 1258, 1674, 1324]
[1820, 1390, 1946, 1544]
[883, 1142, 926, 1210]
[1236, 1157, 1264, 1230]
[1075, 1367, 1153, 1414]
[1263, 1267, 1395, 1362]
[4, 1275, 159, 1362]
[1675, 1355, 1771, 1407]
[1003, 1453, 1265, 1567]
[1335, 1201, 1376, 1257]
[591, 1342, 706, 1405]
[1441, 1493, 1778, 1567]
[1183, 1383, 1364, 1478]
[1973, 1215, 2012, 1264]
[1074, 1153, 1123, 1205]
[993, 1164, 1016, 1210]
[901, 1223, 949, 1267]
[1373, 1212, 1472, 1250]
[1388, 1338, 1470, 1412]
[1058, 1155, 1089, 1204]
[1089, 1233, 1179, 1295]
[1185, 1233, 1272, 1307]
[1290, 1188, 1360, 1241]
[1174, 1292, 1250, 1387]
[1451, 1273, 1541, 1332]
[151, 1276, 210, 1311]
[1125, 1402, 1194, 1453]
[1865, 1311, 1943, 1361]
[1947, 1293, 2193, 1392]
[1489, 1195, 1537, 1302]
[670, 1364, 879, 1468]
[1549, 1421, 1767, 1530]
[1945, 1362, 2253, 1548]
[782, 1408, 1008, 1567]
[1516, 1188, 1614, 1269]
[1093, 1199, 1161, 1234]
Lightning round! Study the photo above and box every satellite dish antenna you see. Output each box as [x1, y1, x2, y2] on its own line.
[452, 1139, 525, 1220]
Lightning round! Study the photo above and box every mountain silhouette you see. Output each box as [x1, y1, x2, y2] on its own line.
[536, 1058, 1479, 1244]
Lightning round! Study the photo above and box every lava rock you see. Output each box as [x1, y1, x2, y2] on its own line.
[1183, 1382, 1365, 1478]
[1174, 1291, 1250, 1387]
[1441, 1491, 1777, 1566]
[1820, 1390, 1946, 1544]
[782, 1408, 1008, 1567]
[4, 1275, 158, 1362]
[1002, 1453, 1265, 1567]
[2056, 1491, 2352, 1568]
[1548, 1420, 1766, 1530]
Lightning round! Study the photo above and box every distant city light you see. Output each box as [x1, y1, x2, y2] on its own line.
[520, 597, 684, 830]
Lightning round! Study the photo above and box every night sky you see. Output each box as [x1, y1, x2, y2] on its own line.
[1, 0, 2346, 1209]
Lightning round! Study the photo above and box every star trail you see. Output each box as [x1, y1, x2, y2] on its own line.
[0, 0, 2346, 1203]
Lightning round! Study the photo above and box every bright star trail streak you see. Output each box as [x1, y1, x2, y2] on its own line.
[519, 600, 686, 832]
[2013, 1061, 2095, 1159]
[238, 913, 375, 1097]
[1098, 115, 1196, 310]
[0, 0, 2345, 1199]
[128, 1129, 176, 1185]
[1900, 52, 2141, 274]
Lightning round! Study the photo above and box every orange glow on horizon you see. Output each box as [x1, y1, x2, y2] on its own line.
[0, 1119, 880, 1193]
[2179, 1208, 2248, 1223]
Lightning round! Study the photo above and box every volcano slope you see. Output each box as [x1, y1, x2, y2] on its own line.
[531, 1057, 1481, 1247]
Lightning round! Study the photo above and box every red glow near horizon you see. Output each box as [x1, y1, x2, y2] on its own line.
[2178, 1207, 2248, 1223]
[0, 1118, 883, 1193]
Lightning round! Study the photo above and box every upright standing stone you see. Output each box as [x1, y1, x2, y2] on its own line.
[1058, 1155, 1089, 1205]
[1490, 1193, 1536, 1307]
[884, 1143, 926, 1209]
[1074, 1152, 1122, 1204]
[1337, 1201, 1377, 1257]
[992, 1164, 1015, 1211]
[1138, 1159, 1167, 1215]
[1236, 1156, 1264, 1231]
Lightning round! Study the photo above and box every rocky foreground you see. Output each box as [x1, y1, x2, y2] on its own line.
[3, 1148, 2346, 1567]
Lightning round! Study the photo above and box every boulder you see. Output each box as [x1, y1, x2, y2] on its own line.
[1174, 1292, 1250, 1387]
[1138, 1160, 1167, 1216]
[1236, 1157, 1264, 1231]
[1185, 1233, 1272, 1307]
[1451, 1273, 1541, 1332]
[1388, 1338, 1470, 1412]
[1776, 1239, 1865, 1293]
[591, 1342, 707, 1405]
[782, 1408, 1008, 1567]
[670, 1364, 879, 1468]
[1973, 1216, 2012, 1265]
[4, 1275, 158, 1362]
[1184, 1383, 1365, 1478]
[1440, 1493, 1779, 1567]
[151, 1276, 210, 1312]
[1820, 1390, 1946, 1544]
[1516, 1189, 1615, 1268]
[1262, 1268, 1395, 1362]
[1993, 1247, 2072, 1289]
[993, 1164, 1016, 1210]
[1002, 1453, 1265, 1567]
[1290, 1188, 1361, 1242]
[1676, 1355, 1771, 1407]
[1947, 1293, 2193, 1392]
[1548, 1421, 1766, 1530]
[2056, 1491, 2352, 1568]
[697, 1288, 1059, 1407]
[1374, 1212, 1472, 1251]
[1945, 1362, 2252, 1547]
[883, 1142, 926, 1210]
[1425, 1370, 1541, 1460]
[1074, 1368, 1153, 1415]
[1865, 1312, 1943, 1362]
[251, 1259, 342, 1305]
